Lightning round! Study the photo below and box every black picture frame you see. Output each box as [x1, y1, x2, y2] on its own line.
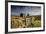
[5, 1, 45, 33]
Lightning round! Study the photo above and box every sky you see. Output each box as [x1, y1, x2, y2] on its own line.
[11, 5, 41, 16]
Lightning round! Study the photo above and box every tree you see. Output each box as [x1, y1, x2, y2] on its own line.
[27, 13, 29, 16]
[20, 13, 23, 17]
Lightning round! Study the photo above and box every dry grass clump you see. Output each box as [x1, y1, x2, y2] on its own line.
[11, 16, 41, 28]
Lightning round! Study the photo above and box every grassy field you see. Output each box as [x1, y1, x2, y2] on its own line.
[11, 16, 41, 28]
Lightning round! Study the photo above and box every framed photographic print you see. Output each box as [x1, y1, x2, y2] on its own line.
[5, 1, 45, 33]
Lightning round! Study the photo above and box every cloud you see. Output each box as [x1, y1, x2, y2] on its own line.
[11, 6, 41, 16]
